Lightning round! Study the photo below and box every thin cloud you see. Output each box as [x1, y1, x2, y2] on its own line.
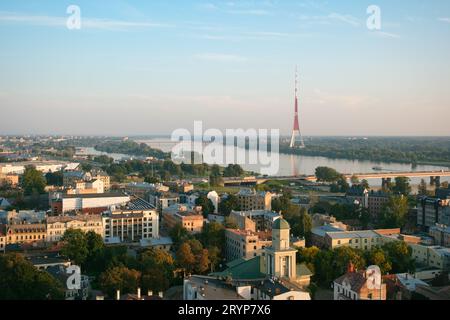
[438, 17, 450, 23]
[194, 53, 248, 62]
[371, 31, 401, 39]
[0, 11, 173, 30]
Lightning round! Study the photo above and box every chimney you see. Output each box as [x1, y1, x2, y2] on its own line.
[148, 290, 153, 296]
[158, 291, 163, 298]
[137, 288, 141, 300]
[116, 290, 120, 301]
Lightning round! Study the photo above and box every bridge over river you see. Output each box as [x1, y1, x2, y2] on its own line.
[223, 170, 450, 187]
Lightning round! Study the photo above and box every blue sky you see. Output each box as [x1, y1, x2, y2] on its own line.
[0, 0, 450, 136]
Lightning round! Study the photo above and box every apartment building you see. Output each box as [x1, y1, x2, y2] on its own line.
[225, 229, 272, 262]
[417, 197, 450, 230]
[46, 215, 104, 242]
[162, 204, 204, 234]
[236, 189, 272, 211]
[429, 224, 450, 247]
[230, 210, 281, 233]
[102, 198, 159, 244]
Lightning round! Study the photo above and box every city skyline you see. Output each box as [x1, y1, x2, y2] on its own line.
[1, 0, 450, 136]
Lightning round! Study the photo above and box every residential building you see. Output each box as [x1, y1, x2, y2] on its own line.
[225, 229, 272, 261]
[148, 192, 180, 210]
[367, 190, 390, 219]
[230, 210, 281, 233]
[429, 224, 450, 247]
[6, 223, 47, 245]
[0, 198, 11, 210]
[415, 285, 450, 300]
[237, 189, 272, 211]
[311, 224, 345, 248]
[333, 264, 387, 300]
[102, 198, 159, 243]
[324, 229, 402, 251]
[66, 179, 104, 195]
[163, 204, 204, 234]
[139, 237, 173, 252]
[409, 244, 450, 271]
[311, 213, 348, 230]
[63, 171, 92, 188]
[90, 168, 110, 191]
[46, 215, 104, 243]
[418, 197, 450, 230]
[28, 254, 72, 270]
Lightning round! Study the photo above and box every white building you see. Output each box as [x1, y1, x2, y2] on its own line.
[102, 198, 159, 243]
[61, 193, 130, 213]
[0, 161, 79, 175]
[207, 191, 219, 214]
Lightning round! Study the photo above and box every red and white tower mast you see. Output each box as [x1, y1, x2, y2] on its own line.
[290, 66, 305, 148]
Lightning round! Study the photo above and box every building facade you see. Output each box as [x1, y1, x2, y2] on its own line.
[237, 190, 272, 211]
[46, 215, 104, 242]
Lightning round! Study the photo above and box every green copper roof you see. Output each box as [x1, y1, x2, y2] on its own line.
[211, 256, 266, 280]
[273, 218, 290, 230]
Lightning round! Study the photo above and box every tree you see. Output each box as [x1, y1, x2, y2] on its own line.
[365, 247, 392, 275]
[380, 196, 409, 229]
[297, 246, 320, 274]
[392, 177, 412, 196]
[200, 222, 225, 250]
[138, 248, 174, 293]
[271, 191, 292, 213]
[99, 267, 141, 298]
[209, 175, 224, 187]
[218, 194, 240, 216]
[350, 175, 360, 185]
[382, 241, 415, 273]
[211, 164, 222, 177]
[169, 223, 191, 248]
[195, 249, 211, 274]
[0, 253, 65, 300]
[22, 166, 46, 195]
[290, 209, 312, 241]
[207, 246, 222, 272]
[61, 229, 89, 266]
[141, 268, 170, 293]
[176, 243, 196, 273]
[418, 179, 428, 196]
[361, 179, 370, 189]
[223, 164, 244, 177]
[195, 195, 215, 217]
[315, 167, 341, 182]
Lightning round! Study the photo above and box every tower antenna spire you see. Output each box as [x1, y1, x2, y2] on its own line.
[290, 66, 305, 149]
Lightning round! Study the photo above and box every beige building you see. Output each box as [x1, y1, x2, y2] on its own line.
[324, 229, 401, 251]
[429, 224, 450, 247]
[230, 210, 281, 233]
[237, 189, 272, 211]
[0, 173, 19, 187]
[46, 215, 104, 242]
[102, 198, 159, 243]
[66, 179, 104, 195]
[163, 204, 204, 234]
[409, 244, 450, 271]
[6, 223, 47, 245]
[225, 229, 272, 261]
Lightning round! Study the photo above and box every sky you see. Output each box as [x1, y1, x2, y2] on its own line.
[0, 0, 450, 136]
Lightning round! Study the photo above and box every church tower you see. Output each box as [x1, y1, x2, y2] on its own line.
[265, 218, 298, 280]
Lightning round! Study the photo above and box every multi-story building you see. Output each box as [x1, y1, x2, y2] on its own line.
[333, 264, 387, 300]
[418, 197, 450, 230]
[225, 229, 272, 261]
[46, 215, 104, 242]
[324, 229, 401, 251]
[53, 192, 130, 214]
[346, 185, 369, 208]
[236, 189, 272, 211]
[367, 190, 390, 219]
[66, 179, 104, 195]
[6, 223, 47, 245]
[429, 224, 450, 247]
[90, 168, 110, 191]
[409, 244, 450, 271]
[63, 171, 91, 188]
[102, 198, 159, 244]
[230, 210, 281, 233]
[311, 224, 346, 248]
[0, 160, 79, 175]
[162, 204, 204, 234]
[148, 192, 180, 210]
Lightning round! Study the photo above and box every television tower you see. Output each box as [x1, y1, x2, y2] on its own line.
[290, 66, 305, 148]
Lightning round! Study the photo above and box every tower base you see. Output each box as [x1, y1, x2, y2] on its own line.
[290, 130, 305, 149]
